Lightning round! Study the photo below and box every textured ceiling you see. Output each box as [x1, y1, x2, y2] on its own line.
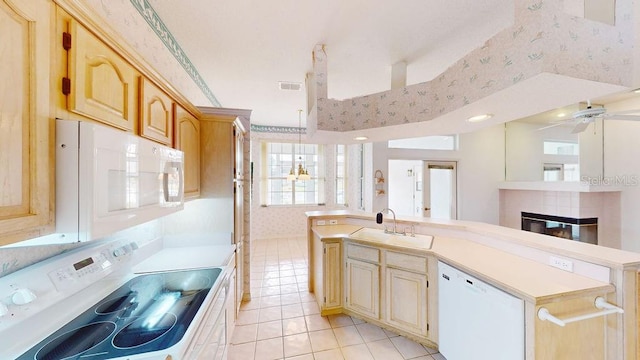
[147, 0, 514, 127]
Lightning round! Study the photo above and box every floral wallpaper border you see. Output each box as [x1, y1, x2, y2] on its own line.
[130, 0, 221, 107]
[312, 0, 635, 133]
[251, 124, 305, 134]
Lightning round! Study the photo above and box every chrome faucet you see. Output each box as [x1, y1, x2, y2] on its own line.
[377, 208, 404, 235]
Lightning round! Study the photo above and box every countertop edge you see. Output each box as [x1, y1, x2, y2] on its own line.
[310, 225, 615, 304]
[306, 211, 640, 269]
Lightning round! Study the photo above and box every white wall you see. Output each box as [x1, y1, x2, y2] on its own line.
[456, 125, 506, 223]
[373, 124, 505, 224]
[602, 97, 640, 252]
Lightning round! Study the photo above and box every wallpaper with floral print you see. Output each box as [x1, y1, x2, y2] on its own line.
[312, 0, 635, 132]
[84, 0, 214, 107]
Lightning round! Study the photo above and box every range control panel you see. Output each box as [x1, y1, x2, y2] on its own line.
[0, 240, 139, 332]
[48, 242, 138, 291]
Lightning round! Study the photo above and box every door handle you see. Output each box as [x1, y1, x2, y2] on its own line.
[424, 207, 431, 211]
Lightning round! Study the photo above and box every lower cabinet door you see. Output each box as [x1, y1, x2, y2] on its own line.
[323, 242, 342, 309]
[345, 258, 379, 319]
[385, 267, 428, 336]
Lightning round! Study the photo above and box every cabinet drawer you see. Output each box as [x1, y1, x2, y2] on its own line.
[346, 243, 379, 263]
[386, 251, 427, 273]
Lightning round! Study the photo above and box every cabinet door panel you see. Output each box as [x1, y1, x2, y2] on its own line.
[140, 77, 172, 145]
[0, 0, 53, 244]
[0, 0, 29, 217]
[324, 242, 341, 308]
[68, 21, 137, 130]
[174, 104, 200, 197]
[386, 268, 428, 336]
[345, 259, 379, 318]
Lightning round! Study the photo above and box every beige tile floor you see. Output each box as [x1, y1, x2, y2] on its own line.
[226, 236, 446, 360]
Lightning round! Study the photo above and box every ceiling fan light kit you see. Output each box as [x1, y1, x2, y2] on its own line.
[572, 107, 606, 119]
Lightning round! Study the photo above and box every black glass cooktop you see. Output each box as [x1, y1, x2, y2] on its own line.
[17, 268, 222, 360]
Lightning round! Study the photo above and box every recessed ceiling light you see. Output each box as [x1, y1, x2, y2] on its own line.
[634, 88, 640, 94]
[353, 136, 368, 141]
[467, 114, 493, 122]
[556, 112, 566, 118]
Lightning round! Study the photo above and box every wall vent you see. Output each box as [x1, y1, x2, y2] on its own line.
[279, 81, 302, 91]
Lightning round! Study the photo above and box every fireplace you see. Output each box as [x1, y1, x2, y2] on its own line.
[521, 212, 597, 244]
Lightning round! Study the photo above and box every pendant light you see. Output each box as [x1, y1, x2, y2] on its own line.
[287, 110, 310, 181]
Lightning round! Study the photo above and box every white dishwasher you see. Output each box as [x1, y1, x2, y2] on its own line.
[438, 261, 524, 360]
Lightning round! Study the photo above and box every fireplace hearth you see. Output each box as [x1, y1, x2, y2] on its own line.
[521, 212, 597, 244]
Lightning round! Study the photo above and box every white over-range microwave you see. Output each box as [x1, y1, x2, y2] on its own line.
[56, 119, 184, 242]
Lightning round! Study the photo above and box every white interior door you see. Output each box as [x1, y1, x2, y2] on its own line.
[423, 161, 457, 219]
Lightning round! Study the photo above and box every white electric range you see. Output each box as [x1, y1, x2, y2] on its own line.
[0, 236, 235, 360]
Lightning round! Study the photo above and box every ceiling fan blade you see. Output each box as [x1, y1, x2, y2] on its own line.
[536, 122, 567, 131]
[607, 109, 640, 115]
[571, 121, 591, 133]
[604, 114, 640, 121]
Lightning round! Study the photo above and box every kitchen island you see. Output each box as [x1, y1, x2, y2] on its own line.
[306, 210, 640, 360]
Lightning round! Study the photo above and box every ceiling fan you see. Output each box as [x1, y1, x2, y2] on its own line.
[540, 100, 640, 133]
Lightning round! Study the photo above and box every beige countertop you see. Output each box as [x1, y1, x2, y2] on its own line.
[311, 224, 362, 239]
[311, 224, 614, 304]
[430, 236, 613, 304]
[306, 209, 640, 269]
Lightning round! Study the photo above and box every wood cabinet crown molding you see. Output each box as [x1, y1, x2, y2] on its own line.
[198, 106, 252, 122]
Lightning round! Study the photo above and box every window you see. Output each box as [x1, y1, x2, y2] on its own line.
[262, 142, 323, 205]
[336, 144, 346, 205]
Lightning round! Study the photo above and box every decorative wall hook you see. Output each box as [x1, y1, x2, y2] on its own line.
[374, 170, 385, 184]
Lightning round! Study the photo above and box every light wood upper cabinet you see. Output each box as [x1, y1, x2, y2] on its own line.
[67, 20, 137, 131]
[174, 104, 200, 198]
[139, 77, 173, 145]
[0, 0, 54, 245]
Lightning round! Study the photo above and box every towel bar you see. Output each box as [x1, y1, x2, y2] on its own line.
[537, 297, 624, 327]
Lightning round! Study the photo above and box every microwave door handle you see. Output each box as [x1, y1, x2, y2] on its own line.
[163, 161, 184, 202]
